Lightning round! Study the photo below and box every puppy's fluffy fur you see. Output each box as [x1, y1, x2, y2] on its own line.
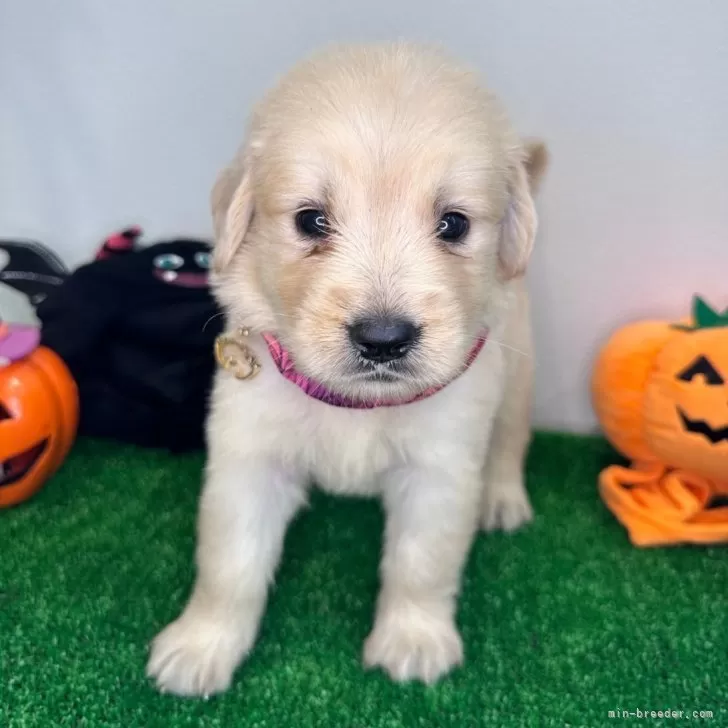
[147, 42, 547, 695]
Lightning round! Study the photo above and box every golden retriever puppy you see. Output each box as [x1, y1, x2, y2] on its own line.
[147, 42, 547, 696]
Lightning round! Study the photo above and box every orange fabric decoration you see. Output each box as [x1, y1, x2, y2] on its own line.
[0, 337, 79, 508]
[592, 296, 728, 546]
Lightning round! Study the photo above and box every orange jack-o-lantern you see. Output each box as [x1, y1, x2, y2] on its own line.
[0, 322, 79, 508]
[592, 296, 728, 546]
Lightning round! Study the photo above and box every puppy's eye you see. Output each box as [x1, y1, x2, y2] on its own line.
[296, 209, 329, 238]
[153, 253, 184, 270]
[437, 212, 469, 243]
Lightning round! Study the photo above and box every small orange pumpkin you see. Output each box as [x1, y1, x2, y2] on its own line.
[592, 297, 728, 546]
[0, 322, 78, 508]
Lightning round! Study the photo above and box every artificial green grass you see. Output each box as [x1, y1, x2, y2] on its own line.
[1, 433, 726, 727]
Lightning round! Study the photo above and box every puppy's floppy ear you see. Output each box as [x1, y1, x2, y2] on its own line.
[210, 152, 254, 273]
[498, 139, 548, 280]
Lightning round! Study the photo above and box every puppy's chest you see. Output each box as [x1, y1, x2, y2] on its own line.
[306, 411, 399, 496]
[292, 356, 500, 496]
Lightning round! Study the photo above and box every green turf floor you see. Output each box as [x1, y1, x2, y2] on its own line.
[1, 433, 726, 727]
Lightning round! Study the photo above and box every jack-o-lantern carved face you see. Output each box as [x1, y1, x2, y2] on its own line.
[645, 327, 728, 482]
[0, 324, 78, 508]
[676, 354, 727, 443]
[592, 296, 728, 486]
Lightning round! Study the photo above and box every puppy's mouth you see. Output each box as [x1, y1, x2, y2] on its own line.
[341, 360, 429, 401]
[348, 354, 419, 381]
[350, 366, 407, 384]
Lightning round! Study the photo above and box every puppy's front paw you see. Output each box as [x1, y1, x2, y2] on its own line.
[481, 478, 533, 533]
[363, 603, 463, 684]
[146, 613, 252, 697]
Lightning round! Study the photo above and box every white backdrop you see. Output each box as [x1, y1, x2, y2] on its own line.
[2, 0, 727, 432]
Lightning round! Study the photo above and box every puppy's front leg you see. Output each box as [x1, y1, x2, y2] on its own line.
[364, 465, 482, 684]
[147, 457, 305, 697]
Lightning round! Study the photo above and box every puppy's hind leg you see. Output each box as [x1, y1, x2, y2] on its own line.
[481, 305, 534, 533]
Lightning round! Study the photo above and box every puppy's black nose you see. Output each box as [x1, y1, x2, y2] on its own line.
[348, 317, 419, 363]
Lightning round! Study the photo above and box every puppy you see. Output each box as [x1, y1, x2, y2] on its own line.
[147, 42, 547, 696]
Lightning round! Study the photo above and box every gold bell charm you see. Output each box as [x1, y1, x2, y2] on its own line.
[214, 327, 261, 380]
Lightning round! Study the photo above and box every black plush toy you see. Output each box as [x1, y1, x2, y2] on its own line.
[37, 229, 224, 452]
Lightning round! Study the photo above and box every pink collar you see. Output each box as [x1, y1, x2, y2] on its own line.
[261, 332, 487, 409]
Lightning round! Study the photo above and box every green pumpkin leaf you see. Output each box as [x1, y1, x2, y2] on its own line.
[694, 296, 719, 327]
[690, 295, 728, 329]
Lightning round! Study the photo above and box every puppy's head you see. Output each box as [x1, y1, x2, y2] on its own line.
[212, 44, 546, 402]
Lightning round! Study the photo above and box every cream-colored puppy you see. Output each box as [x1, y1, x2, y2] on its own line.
[147, 42, 547, 696]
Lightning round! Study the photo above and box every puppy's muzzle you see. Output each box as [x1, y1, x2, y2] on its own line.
[348, 317, 420, 364]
